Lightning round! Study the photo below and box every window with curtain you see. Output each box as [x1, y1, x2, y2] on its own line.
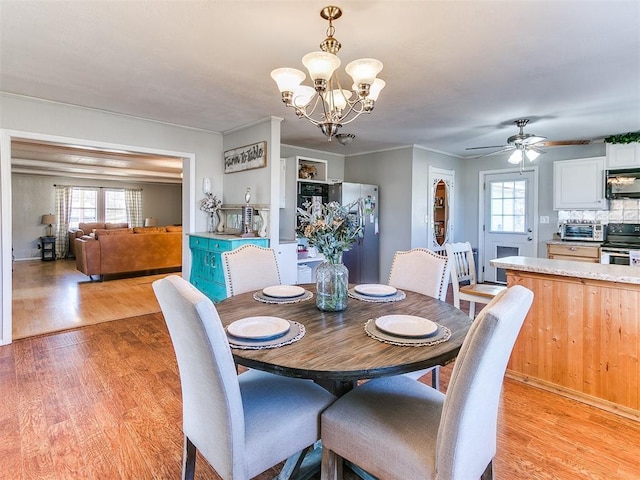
[69, 188, 98, 228]
[105, 189, 127, 223]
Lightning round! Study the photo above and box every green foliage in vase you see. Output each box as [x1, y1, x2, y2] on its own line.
[604, 131, 640, 144]
[296, 200, 363, 262]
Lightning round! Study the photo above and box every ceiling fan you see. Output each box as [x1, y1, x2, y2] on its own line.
[466, 119, 592, 164]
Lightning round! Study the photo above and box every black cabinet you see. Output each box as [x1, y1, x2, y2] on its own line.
[40, 236, 56, 261]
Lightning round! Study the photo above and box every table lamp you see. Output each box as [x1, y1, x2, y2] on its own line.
[41, 214, 56, 237]
[144, 217, 157, 227]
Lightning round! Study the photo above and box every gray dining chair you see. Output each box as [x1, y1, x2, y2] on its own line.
[221, 244, 281, 297]
[153, 275, 336, 480]
[387, 248, 451, 388]
[320, 285, 534, 480]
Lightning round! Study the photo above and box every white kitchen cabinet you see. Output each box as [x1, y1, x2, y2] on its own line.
[553, 157, 606, 210]
[606, 143, 640, 169]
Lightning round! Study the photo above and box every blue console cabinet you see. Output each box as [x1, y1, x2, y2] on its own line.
[189, 233, 269, 303]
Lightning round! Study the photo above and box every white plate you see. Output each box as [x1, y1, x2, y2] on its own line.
[375, 315, 438, 338]
[262, 285, 306, 298]
[227, 316, 290, 340]
[354, 284, 398, 297]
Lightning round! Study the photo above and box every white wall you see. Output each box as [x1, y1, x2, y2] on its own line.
[0, 92, 223, 345]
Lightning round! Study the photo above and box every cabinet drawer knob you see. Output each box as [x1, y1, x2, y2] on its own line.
[569, 247, 577, 251]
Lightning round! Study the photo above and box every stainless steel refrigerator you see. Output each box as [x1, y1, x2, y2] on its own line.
[329, 182, 379, 284]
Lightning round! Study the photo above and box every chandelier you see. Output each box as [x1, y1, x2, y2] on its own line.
[270, 6, 385, 140]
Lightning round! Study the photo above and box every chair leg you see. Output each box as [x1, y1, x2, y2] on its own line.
[468, 301, 476, 319]
[321, 447, 343, 480]
[480, 460, 493, 480]
[431, 366, 440, 390]
[183, 436, 196, 480]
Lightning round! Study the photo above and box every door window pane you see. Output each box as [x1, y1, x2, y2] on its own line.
[489, 180, 526, 233]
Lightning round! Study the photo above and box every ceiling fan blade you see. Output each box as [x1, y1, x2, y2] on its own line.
[537, 139, 592, 147]
[465, 145, 509, 151]
[471, 146, 514, 159]
[528, 145, 546, 154]
[520, 135, 547, 145]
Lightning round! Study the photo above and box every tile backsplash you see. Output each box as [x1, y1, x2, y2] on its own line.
[558, 199, 640, 225]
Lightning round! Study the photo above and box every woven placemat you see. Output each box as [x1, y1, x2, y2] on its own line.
[253, 290, 314, 304]
[348, 288, 406, 303]
[227, 320, 305, 350]
[364, 318, 451, 347]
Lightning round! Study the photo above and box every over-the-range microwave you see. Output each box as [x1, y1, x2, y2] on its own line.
[605, 168, 640, 199]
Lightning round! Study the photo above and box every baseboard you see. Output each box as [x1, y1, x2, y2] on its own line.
[506, 370, 640, 422]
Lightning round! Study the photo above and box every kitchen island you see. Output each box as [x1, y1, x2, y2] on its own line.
[490, 256, 640, 420]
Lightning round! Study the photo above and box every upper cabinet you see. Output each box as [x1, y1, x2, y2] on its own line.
[296, 157, 328, 183]
[606, 143, 640, 169]
[553, 156, 606, 210]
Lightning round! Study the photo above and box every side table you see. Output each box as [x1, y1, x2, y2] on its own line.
[40, 236, 56, 261]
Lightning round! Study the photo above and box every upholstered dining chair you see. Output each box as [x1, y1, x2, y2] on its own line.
[446, 241, 507, 319]
[153, 275, 336, 480]
[221, 244, 281, 297]
[387, 248, 451, 388]
[320, 285, 533, 480]
[387, 248, 450, 302]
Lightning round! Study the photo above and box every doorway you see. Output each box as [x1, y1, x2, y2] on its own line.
[0, 129, 196, 345]
[479, 167, 538, 283]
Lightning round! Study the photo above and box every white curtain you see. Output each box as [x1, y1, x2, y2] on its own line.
[54, 185, 73, 258]
[125, 189, 143, 227]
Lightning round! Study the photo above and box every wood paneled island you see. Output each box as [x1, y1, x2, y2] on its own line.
[490, 256, 640, 420]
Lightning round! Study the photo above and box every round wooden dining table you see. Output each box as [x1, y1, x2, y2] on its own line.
[215, 285, 473, 396]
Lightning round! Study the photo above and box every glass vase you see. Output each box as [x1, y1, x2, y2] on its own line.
[316, 254, 349, 312]
[207, 213, 217, 233]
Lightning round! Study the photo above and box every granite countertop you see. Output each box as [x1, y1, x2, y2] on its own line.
[490, 256, 640, 285]
[546, 240, 603, 247]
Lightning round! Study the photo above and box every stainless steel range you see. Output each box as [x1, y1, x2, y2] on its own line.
[600, 223, 640, 265]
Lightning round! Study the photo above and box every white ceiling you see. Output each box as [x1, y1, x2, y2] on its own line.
[1, 0, 639, 165]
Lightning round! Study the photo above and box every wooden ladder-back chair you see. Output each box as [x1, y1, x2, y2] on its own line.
[445, 242, 506, 319]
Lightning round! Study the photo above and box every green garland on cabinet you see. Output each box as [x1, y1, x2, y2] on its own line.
[604, 130, 640, 144]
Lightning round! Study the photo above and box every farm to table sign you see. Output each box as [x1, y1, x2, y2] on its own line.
[224, 141, 267, 173]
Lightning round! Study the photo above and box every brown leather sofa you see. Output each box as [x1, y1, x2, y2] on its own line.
[68, 222, 129, 257]
[74, 226, 182, 280]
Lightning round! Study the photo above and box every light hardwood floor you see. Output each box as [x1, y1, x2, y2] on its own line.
[5, 260, 640, 479]
[11, 259, 171, 339]
[1, 313, 639, 479]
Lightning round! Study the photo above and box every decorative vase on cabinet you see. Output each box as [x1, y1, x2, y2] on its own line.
[315, 253, 349, 312]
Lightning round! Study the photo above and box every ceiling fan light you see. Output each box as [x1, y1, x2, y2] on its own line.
[345, 58, 383, 89]
[526, 149, 540, 161]
[302, 51, 341, 81]
[508, 150, 523, 164]
[270, 68, 306, 93]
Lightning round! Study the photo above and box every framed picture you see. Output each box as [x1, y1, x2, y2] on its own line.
[224, 141, 267, 174]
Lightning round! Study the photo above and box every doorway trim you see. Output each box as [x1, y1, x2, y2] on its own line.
[477, 165, 539, 282]
[0, 128, 196, 346]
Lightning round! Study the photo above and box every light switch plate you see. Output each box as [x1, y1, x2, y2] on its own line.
[540, 216, 549, 224]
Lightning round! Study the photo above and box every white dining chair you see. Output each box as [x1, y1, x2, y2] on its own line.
[445, 241, 507, 319]
[387, 248, 451, 388]
[320, 285, 533, 480]
[221, 244, 281, 297]
[153, 275, 336, 480]
[387, 248, 450, 301]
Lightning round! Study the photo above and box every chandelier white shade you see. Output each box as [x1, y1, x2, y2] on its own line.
[271, 5, 385, 140]
[508, 146, 541, 165]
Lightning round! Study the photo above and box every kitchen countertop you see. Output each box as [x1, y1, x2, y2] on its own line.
[546, 240, 603, 247]
[491, 256, 640, 285]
